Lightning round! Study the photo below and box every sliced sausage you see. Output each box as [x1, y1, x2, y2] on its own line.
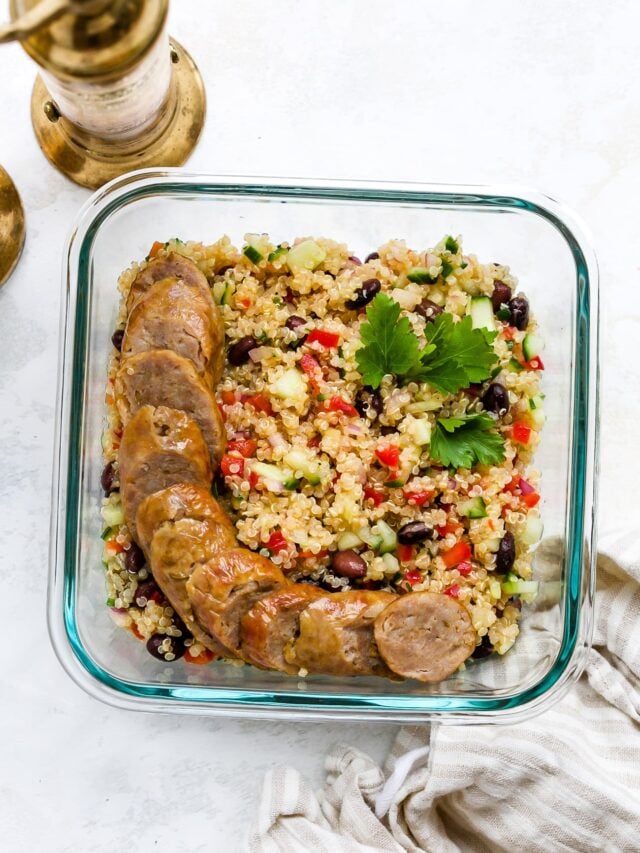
[122, 277, 218, 383]
[118, 406, 212, 540]
[287, 590, 397, 678]
[115, 349, 227, 468]
[373, 591, 476, 682]
[149, 516, 236, 657]
[126, 253, 225, 382]
[186, 549, 286, 657]
[240, 585, 325, 673]
[136, 483, 236, 557]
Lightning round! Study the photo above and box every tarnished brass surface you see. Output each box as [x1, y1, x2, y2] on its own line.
[0, 166, 26, 288]
[30, 39, 205, 189]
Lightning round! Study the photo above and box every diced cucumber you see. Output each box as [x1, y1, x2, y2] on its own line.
[523, 333, 544, 361]
[268, 245, 288, 263]
[284, 477, 301, 490]
[458, 496, 487, 518]
[445, 235, 459, 253]
[252, 461, 288, 490]
[243, 233, 272, 265]
[101, 526, 114, 541]
[384, 478, 404, 488]
[521, 516, 544, 546]
[375, 520, 397, 554]
[270, 368, 307, 402]
[337, 531, 363, 551]
[382, 553, 400, 573]
[221, 281, 235, 305]
[408, 417, 432, 446]
[286, 240, 326, 273]
[496, 306, 511, 321]
[407, 399, 443, 414]
[508, 357, 523, 373]
[284, 448, 322, 486]
[529, 394, 544, 410]
[469, 295, 496, 332]
[357, 526, 383, 550]
[501, 574, 539, 597]
[529, 406, 546, 430]
[101, 502, 124, 527]
[212, 280, 226, 304]
[243, 245, 263, 264]
[489, 579, 502, 599]
[407, 266, 436, 284]
[440, 259, 454, 279]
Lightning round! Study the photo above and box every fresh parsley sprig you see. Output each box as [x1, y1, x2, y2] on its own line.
[430, 414, 506, 468]
[355, 293, 498, 394]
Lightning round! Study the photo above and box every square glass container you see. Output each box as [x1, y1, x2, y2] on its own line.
[49, 171, 598, 722]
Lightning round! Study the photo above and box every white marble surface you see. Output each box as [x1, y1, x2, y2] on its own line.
[1, 1, 638, 850]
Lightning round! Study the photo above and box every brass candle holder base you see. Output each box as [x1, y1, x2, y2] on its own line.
[30, 39, 205, 190]
[0, 166, 26, 288]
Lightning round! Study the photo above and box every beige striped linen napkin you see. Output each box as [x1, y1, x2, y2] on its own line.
[246, 527, 640, 852]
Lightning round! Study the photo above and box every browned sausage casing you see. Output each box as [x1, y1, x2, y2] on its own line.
[286, 590, 397, 678]
[118, 405, 212, 541]
[116, 349, 226, 468]
[186, 550, 286, 658]
[240, 584, 325, 673]
[373, 591, 476, 682]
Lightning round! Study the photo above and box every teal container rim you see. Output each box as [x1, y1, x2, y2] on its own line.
[49, 171, 599, 723]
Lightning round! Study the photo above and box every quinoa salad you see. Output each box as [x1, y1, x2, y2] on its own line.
[101, 233, 545, 668]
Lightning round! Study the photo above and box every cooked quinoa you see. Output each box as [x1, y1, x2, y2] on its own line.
[101, 233, 545, 666]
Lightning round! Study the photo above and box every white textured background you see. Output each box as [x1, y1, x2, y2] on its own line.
[0, 1, 637, 851]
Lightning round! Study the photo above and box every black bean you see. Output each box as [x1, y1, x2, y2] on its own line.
[111, 329, 124, 351]
[482, 382, 509, 415]
[332, 549, 367, 578]
[471, 634, 494, 659]
[125, 542, 146, 574]
[348, 255, 362, 265]
[228, 335, 258, 366]
[346, 278, 381, 310]
[216, 265, 233, 276]
[285, 315, 306, 331]
[415, 298, 444, 321]
[365, 252, 380, 262]
[355, 387, 383, 419]
[134, 579, 162, 606]
[496, 531, 516, 573]
[100, 461, 117, 495]
[397, 521, 434, 545]
[491, 280, 512, 313]
[146, 633, 186, 661]
[508, 296, 529, 330]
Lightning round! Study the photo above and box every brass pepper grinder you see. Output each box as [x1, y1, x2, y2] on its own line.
[0, 165, 26, 287]
[0, 0, 206, 189]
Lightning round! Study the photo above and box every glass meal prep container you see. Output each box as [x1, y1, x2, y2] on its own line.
[49, 171, 599, 722]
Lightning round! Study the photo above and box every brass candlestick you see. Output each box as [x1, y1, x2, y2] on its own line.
[0, 0, 206, 189]
[0, 166, 26, 287]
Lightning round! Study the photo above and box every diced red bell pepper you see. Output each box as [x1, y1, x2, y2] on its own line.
[524, 356, 544, 371]
[364, 485, 386, 506]
[403, 488, 435, 507]
[298, 548, 328, 559]
[239, 297, 252, 309]
[227, 438, 257, 458]
[266, 530, 288, 553]
[105, 539, 125, 555]
[511, 421, 532, 445]
[521, 491, 540, 508]
[326, 395, 359, 417]
[375, 444, 400, 467]
[306, 328, 341, 348]
[502, 325, 516, 341]
[404, 569, 422, 586]
[456, 561, 474, 577]
[444, 584, 461, 598]
[242, 392, 273, 415]
[441, 540, 472, 569]
[220, 453, 245, 478]
[220, 390, 239, 405]
[248, 470, 259, 489]
[300, 352, 322, 390]
[185, 648, 217, 665]
[307, 435, 321, 448]
[436, 520, 463, 538]
[130, 623, 144, 641]
[398, 543, 414, 564]
[148, 240, 164, 258]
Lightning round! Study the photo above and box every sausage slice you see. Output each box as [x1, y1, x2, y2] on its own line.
[126, 253, 225, 382]
[149, 516, 236, 657]
[122, 277, 218, 383]
[115, 349, 227, 468]
[287, 590, 397, 678]
[373, 591, 476, 682]
[186, 549, 286, 657]
[118, 406, 212, 541]
[240, 585, 324, 673]
[136, 483, 236, 557]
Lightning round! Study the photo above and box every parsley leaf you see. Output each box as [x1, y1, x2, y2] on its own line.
[430, 414, 505, 468]
[406, 313, 498, 394]
[355, 293, 427, 388]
